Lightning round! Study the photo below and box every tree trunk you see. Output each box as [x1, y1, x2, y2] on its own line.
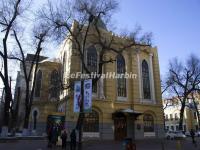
[179, 102, 185, 131]
[23, 84, 30, 129]
[23, 51, 40, 131]
[23, 107, 31, 129]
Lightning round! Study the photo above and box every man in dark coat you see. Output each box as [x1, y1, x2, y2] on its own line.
[61, 130, 68, 149]
[190, 129, 196, 146]
[70, 129, 76, 150]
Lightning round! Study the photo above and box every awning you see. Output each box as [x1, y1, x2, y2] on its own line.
[112, 108, 142, 119]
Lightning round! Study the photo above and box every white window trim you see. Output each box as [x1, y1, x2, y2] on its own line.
[116, 53, 128, 101]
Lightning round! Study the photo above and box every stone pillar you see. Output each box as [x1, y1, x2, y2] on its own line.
[98, 77, 105, 99]
[137, 53, 142, 100]
[149, 53, 155, 103]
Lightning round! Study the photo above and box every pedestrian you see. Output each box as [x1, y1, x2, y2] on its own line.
[47, 126, 52, 148]
[190, 129, 196, 146]
[52, 125, 58, 147]
[70, 129, 76, 150]
[61, 130, 68, 149]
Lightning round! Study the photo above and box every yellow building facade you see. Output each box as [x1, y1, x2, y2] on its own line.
[16, 20, 164, 140]
[55, 21, 164, 140]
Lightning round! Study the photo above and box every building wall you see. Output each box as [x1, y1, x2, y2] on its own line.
[15, 22, 164, 139]
[164, 99, 200, 132]
[59, 24, 164, 140]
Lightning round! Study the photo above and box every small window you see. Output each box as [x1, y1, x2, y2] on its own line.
[170, 114, 173, 121]
[83, 110, 99, 132]
[171, 126, 174, 131]
[194, 112, 197, 119]
[175, 113, 178, 120]
[143, 114, 154, 132]
[176, 125, 179, 131]
[165, 115, 168, 121]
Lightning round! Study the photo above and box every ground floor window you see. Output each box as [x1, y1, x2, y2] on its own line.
[171, 126, 174, 131]
[83, 110, 99, 132]
[143, 114, 154, 132]
[183, 125, 186, 131]
[176, 125, 179, 131]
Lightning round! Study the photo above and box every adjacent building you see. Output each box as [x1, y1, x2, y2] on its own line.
[163, 94, 200, 132]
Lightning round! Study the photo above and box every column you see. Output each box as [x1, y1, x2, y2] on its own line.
[149, 53, 155, 102]
[137, 53, 142, 100]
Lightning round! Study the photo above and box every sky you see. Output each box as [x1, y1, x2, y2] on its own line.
[113, 0, 200, 77]
[1, 0, 200, 92]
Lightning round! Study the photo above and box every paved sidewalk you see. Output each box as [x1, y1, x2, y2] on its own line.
[0, 137, 200, 150]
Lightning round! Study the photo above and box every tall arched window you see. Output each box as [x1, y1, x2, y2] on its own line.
[35, 70, 42, 97]
[142, 60, 151, 99]
[83, 110, 99, 132]
[87, 46, 97, 93]
[116, 54, 126, 97]
[143, 114, 154, 132]
[49, 70, 60, 99]
[33, 110, 38, 130]
[62, 52, 66, 80]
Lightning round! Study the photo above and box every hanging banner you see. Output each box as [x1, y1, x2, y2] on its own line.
[74, 81, 81, 113]
[84, 79, 92, 112]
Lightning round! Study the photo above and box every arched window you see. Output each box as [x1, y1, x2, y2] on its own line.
[35, 70, 42, 97]
[116, 54, 126, 97]
[143, 114, 154, 132]
[33, 110, 38, 130]
[62, 52, 66, 80]
[83, 110, 99, 132]
[49, 70, 60, 99]
[87, 46, 97, 93]
[142, 60, 151, 99]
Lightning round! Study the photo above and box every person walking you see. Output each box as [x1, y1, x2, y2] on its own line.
[47, 126, 53, 148]
[70, 129, 76, 150]
[190, 129, 196, 146]
[61, 130, 68, 149]
[52, 125, 58, 148]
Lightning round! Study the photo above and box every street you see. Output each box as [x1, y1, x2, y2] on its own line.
[0, 137, 200, 150]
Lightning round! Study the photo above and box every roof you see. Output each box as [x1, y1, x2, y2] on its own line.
[112, 108, 142, 119]
[40, 58, 60, 63]
[25, 54, 48, 62]
[91, 16, 107, 30]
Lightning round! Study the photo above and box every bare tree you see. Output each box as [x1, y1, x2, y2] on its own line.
[0, 0, 49, 135]
[166, 54, 200, 130]
[0, 0, 22, 136]
[38, 0, 152, 148]
[8, 23, 49, 133]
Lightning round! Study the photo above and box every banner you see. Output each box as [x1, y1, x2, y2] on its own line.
[84, 79, 92, 112]
[73, 81, 81, 113]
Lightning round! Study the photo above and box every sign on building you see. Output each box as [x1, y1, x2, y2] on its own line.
[74, 81, 81, 112]
[84, 79, 92, 112]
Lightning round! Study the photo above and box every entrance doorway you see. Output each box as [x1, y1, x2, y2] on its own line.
[46, 115, 65, 135]
[114, 113, 127, 140]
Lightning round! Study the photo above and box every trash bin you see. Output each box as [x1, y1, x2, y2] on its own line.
[122, 138, 136, 150]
